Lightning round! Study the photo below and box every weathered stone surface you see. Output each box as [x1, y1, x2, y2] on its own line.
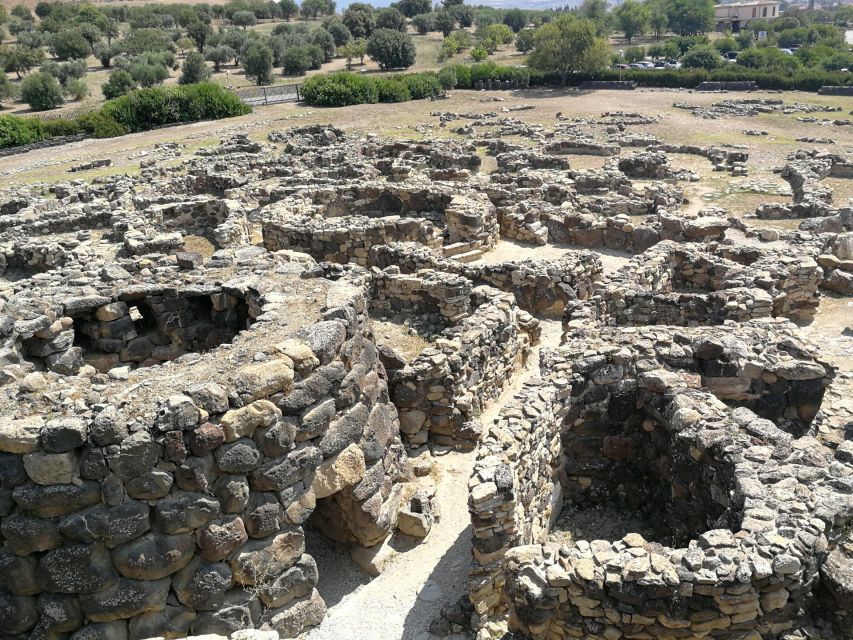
[311, 443, 366, 499]
[172, 557, 233, 610]
[112, 533, 196, 580]
[36, 544, 118, 594]
[267, 588, 326, 638]
[79, 577, 170, 622]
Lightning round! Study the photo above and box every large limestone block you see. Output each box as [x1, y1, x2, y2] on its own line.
[232, 357, 295, 404]
[311, 444, 366, 499]
[220, 400, 281, 442]
[0, 416, 44, 453]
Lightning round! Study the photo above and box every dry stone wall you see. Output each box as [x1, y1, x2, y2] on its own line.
[0, 252, 408, 639]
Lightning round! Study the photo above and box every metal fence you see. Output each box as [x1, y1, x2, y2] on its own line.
[235, 83, 302, 106]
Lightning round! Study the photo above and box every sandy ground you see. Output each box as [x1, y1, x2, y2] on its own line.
[303, 448, 474, 640]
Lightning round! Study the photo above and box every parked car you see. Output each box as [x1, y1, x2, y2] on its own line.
[779, 48, 794, 55]
[723, 51, 739, 61]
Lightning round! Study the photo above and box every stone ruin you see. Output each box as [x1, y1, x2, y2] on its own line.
[0, 113, 850, 640]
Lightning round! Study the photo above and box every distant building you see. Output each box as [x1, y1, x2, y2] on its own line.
[714, 1, 781, 31]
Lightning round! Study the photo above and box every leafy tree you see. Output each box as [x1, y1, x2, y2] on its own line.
[681, 43, 721, 68]
[77, 22, 103, 47]
[0, 6, 7, 25]
[648, 0, 668, 38]
[615, 0, 649, 43]
[579, 0, 609, 35]
[64, 78, 88, 100]
[232, 10, 258, 29]
[187, 19, 213, 52]
[450, 4, 474, 27]
[665, 0, 713, 36]
[11, 4, 32, 21]
[326, 20, 352, 46]
[395, 0, 431, 18]
[528, 15, 609, 84]
[623, 45, 645, 62]
[16, 30, 45, 49]
[180, 51, 211, 83]
[1, 45, 46, 78]
[439, 35, 458, 60]
[481, 23, 513, 46]
[0, 73, 16, 106]
[301, 0, 335, 20]
[51, 30, 92, 61]
[470, 44, 488, 61]
[503, 8, 526, 33]
[515, 28, 535, 52]
[120, 29, 175, 55]
[366, 28, 415, 70]
[205, 45, 236, 71]
[102, 19, 120, 46]
[8, 17, 34, 37]
[20, 71, 64, 110]
[242, 41, 273, 84]
[339, 37, 367, 68]
[102, 69, 136, 98]
[279, 0, 299, 21]
[412, 13, 435, 34]
[434, 10, 456, 37]
[310, 27, 336, 62]
[343, 3, 375, 39]
[713, 34, 737, 53]
[376, 8, 407, 33]
[130, 62, 169, 87]
[451, 29, 471, 49]
[41, 58, 86, 85]
[282, 45, 313, 74]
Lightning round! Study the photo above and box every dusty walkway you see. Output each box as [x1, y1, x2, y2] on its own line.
[303, 318, 562, 640]
[303, 449, 473, 640]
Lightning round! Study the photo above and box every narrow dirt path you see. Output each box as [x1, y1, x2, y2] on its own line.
[303, 450, 474, 640]
[303, 318, 563, 640]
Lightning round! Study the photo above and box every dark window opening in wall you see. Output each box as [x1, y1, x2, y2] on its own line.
[55, 294, 255, 374]
[752, 7, 757, 17]
[763, 7, 767, 17]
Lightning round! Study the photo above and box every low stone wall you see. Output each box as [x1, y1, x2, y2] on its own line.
[696, 80, 759, 91]
[468, 380, 564, 620]
[263, 214, 444, 265]
[467, 321, 848, 640]
[578, 81, 637, 90]
[565, 241, 822, 326]
[368, 243, 603, 314]
[391, 285, 539, 448]
[818, 85, 853, 96]
[371, 268, 473, 324]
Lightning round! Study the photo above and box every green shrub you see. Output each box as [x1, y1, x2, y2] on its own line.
[102, 70, 136, 99]
[20, 71, 64, 110]
[366, 28, 416, 70]
[65, 78, 89, 101]
[0, 114, 47, 148]
[682, 44, 723, 70]
[179, 52, 211, 84]
[282, 45, 314, 76]
[43, 118, 82, 137]
[402, 72, 441, 99]
[438, 66, 458, 89]
[301, 71, 379, 106]
[101, 82, 249, 131]
[75, 110, 128, 138]
[376, 78, 411, 102]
